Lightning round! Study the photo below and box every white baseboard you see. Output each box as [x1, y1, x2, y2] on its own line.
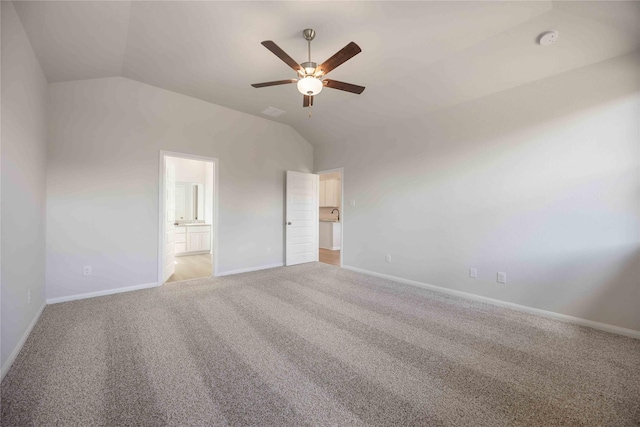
[46, 282, 160, 304]
[320, 246, 341, 251]
[342, 265, 640, 340]
[1, 302, 46, 381]
[217, 262, 284, 277]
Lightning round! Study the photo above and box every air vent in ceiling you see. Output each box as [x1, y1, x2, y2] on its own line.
[261, 106, 286, 117]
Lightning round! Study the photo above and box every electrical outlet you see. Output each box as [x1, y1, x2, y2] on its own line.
[266, 247, 271, 254]
[83, 266, 92, 276]
[385, 254, 392, 263]
[27, 289, 32, 304]
[497, 272, 507, 284]
[469, 268, 478, 279]
[350, 199, 356, 207]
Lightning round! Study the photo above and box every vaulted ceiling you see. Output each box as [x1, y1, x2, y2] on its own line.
[13, 1, 640, 146]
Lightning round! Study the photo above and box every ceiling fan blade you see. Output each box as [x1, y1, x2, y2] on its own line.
[261, 41, 304, 73]
[316, 42, 362, 76]
[303, 95, 314, 108]
[323, 79, 365, 94]
[251, 79, 297, 88]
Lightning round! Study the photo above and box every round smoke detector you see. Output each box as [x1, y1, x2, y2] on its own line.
[538, 31, 559, 46]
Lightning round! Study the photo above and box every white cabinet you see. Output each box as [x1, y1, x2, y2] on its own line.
[329, 179, 341, 207]
[325, 181, 336, 207]
[175, 226, 187, 255]
[176, 224, 211, 255]
[319, 179, 340, 207]
[319, 221, 341, 250]
[319, 181, 326, 207]
[187, 225, 211, 253]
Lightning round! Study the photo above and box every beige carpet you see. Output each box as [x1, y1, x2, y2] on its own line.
[2, 262, 639, 426]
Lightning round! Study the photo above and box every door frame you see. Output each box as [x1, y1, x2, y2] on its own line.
[158, 150, 220, 283]
[316, 167, 344, 267]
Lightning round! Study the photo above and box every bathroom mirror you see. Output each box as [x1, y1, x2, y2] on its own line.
[175, 182, 204, 221]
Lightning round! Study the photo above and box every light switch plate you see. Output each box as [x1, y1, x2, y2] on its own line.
[497, 272, 507, 284]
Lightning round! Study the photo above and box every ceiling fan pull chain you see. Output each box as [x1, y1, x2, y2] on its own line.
[309, 104, 312, 118]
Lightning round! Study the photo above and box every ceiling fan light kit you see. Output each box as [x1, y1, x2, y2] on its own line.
[298, 76, 323, 96]
[252, 28, 365, 115]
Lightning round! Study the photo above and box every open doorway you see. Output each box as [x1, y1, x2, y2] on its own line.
[317, 168, 343, 267]
[159, 151, 218, 284]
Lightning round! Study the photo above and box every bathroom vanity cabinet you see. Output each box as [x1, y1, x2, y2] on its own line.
[175, 224, 211, 255]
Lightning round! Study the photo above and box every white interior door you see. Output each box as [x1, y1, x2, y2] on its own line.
[286, 171, 319, 266]
[163, 158, 176, 282]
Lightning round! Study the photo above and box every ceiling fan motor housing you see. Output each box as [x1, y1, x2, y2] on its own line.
[300, 61, 318, 76]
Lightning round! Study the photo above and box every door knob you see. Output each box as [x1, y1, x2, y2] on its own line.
[287, 222, 292, 225]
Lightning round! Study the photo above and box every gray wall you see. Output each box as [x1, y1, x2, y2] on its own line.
[1, 1, 49, 373]
[315, 52, 640, 332]
[46, 77, 313, 300]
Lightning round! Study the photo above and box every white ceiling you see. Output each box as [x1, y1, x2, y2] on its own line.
[13, 1, 640, 146]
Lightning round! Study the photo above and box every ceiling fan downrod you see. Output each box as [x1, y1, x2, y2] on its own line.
[301, 28, 317, 78]
[303, 28, 316, 117]
[303, 28, 315, 63]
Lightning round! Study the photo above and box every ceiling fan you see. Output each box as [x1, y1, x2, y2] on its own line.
[251, 29, 365, 113]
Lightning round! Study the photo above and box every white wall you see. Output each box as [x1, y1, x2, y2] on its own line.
[1, 1, 49, 374]
[315, 51, 640, 332]
[173, 156, 206, 184]
[46, 77, 313, 300]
